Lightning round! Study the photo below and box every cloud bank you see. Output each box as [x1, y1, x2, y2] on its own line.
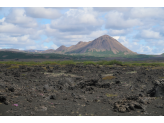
[0, 7, 164, 54]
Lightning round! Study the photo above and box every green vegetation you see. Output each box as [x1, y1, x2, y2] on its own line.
[83, 61, 96, 65]
[0, 51, 164, 67]
[0, 51, 101, 61]
[83, 49, 128, 57]
[7, 65, 19, 69]
[106, 93, 117, 97]
[1, 60, 164, 67]
[58, 60, 76, 65]
[80, 49, 155, 58]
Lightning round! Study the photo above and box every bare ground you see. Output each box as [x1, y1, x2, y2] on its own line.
[0, 63, 164, 116]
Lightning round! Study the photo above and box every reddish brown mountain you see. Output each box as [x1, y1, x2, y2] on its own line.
[55, 35, 137, 55]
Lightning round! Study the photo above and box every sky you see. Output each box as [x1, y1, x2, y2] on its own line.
[0, 1, 164, 55]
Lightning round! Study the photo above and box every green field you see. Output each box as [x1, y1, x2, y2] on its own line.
[1, 59, 164, 67]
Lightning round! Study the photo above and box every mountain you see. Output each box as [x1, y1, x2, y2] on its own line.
[55, 35, 137, 57]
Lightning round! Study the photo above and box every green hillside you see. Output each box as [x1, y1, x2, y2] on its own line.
[76, 50, 154, 58]
[0, 51, 102, 61]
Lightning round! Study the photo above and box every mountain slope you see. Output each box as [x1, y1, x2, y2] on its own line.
[55, 41, 92, 53]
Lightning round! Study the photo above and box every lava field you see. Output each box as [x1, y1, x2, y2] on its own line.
[0, 64, 164, 116]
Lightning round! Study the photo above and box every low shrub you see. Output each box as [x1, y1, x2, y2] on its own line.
[96, 60, 107, 65]
[106, 93, 117, 97]
[83, 61, 96, 65]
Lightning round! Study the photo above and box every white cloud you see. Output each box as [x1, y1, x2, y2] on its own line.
[0, 33, 53, 50]
[108, 29, 128, 35]
[63, 35, 84, 39]
[25, 44, 54, 50]
[117, 36, 161, 54]
[0, 17, 5, 23]
[25, 46, 37, 50]
[42, 37, 52, 43]
[44, 24, 59, 36]
[43, 46, 48, 49]
[30, 30, 44, 40]
[25, 7, 61, 19]
[137, 29, 161, 39]
[0, 22, 25, 33]
[112, 36, 120, 40]
[89, 30, 108, 39]
[105, 11, 142, 29]
[130, 7, 164, 19]
[5, 8, 37, 28]
[118, 36, 139, 53]
[50, 8, 103, 34]
[138, 45, 153, 54]
[0, 21, 43, 40]
[0, 33, 37, 50]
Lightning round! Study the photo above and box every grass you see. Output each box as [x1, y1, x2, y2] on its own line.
[7, 65, 19, 69]
[1, 60, 164, 67]
[106, 93, 117, 97]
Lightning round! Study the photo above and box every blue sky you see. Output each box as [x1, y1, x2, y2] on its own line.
[0, 7, 164, 55]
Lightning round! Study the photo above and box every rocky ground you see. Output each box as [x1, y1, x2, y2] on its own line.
[0, 63, 164, 116]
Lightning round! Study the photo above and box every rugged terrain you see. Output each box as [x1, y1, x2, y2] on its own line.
[0, 63, 164, 116]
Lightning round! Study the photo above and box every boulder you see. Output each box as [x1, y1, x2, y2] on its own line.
[148, 79, 164, 97]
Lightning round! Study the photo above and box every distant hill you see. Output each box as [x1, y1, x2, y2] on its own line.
[0, 49, 44, 53]
[55, 35, 137, 57]
[0, 49, 21, 52]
